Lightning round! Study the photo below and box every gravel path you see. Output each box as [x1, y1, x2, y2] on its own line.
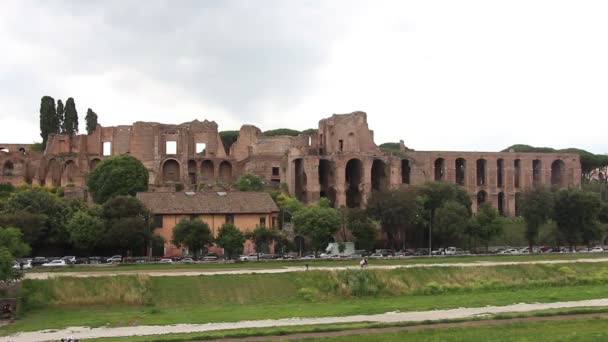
[25, 257, 608, 279]
[3, 298, 608, 341]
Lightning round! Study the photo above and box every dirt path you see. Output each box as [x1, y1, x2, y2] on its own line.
[25, 257, 608, 279]
[205, 312, 608, 342]
[3, 298, 608, 341]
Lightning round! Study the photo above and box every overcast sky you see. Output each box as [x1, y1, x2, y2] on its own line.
[1, 0, 607, 153]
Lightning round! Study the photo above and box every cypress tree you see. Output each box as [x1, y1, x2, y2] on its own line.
[85, 108, 98, 134]
[63, 97, 79, 135]
[39, 96, 56, 149]
[56, 99, 65, 134]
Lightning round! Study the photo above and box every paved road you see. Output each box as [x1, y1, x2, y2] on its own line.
[25, 257, 608, 279]
[3, 298, 608, 341]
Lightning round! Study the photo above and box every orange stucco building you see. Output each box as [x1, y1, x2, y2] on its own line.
[137, 191, 279, 257]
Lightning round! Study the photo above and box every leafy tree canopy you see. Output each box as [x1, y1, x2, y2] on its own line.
[347, 208, 377, 251]
[418, 182, 472, 219]
[236, 174, 264, 191]
[473, 202, 504, 251]
[219, 130, 239, 154]
[554, 189, 602, 249]
[87, 155, 149, 204]
[433, 200, 470, 248]
[63, 97, 79, 135]
[66, 210, 105, 252]
[171, 219, 213, 258]
[367, 188, 419, 248]
[293, 204, 340, 254]
[39, 96, 57, 148]
[520, 187, 554, 249]
[215, 223, 245, 259]
[245, 224, 276, 255]
[263, 128, 301, 136]
[0, 227, 31, 257]
[85, 108, 99, 134]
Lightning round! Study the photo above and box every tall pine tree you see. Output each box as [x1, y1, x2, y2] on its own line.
[56, 99, 65, 134]
[63, 97, 79, 135]
[39, 96, 57, 149]
[85, 108, 98, 134]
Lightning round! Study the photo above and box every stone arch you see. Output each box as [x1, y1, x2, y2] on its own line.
[162, 159, 181, 183]
[401, 159, 410, 184]
[201, 160, 214, 182]
[2, 160, 14, 176]
[514, 159, 521, 188]
[455, 158, 466, 186]
[293, 158, 307, 202]
[371, 159, 388, 192]
[219, 161, 232, 183]
[90, 158, 101, 171]
[532, 159, 542, 185]
[62, 160, 78, 184]
[347, 132, 356, 151]
[477, 190, 487, 209]
[434, 158, 445, 181]
[476, 159, 487, 186]
[497, 159, 504, 188]
[551, 159, 565, 187]
[498, 192, 505, 216]
[45, 159, 61, 186]
[318, 159, 336, 206]
[345, 158, 363, 208]
[188, 160, 197, 185]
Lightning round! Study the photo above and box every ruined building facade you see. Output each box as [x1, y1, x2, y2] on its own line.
[0, 112, 580, 216]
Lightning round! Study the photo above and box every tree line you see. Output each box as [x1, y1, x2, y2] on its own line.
[39, 95, 99, 148]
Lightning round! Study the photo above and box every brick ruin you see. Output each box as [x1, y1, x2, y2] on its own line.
[0, 111, 580, 216]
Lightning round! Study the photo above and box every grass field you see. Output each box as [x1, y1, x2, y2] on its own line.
[4, 262, 608, 335]
[297, 315, 608, 341]
[27, 252, 608, 273]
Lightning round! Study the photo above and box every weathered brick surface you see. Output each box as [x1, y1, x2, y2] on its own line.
[0, 112, 580, 216]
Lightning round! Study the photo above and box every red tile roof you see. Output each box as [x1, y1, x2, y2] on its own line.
[136, 191, 279, 214]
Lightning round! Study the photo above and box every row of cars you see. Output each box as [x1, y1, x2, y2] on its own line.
[496, 246, 606, 254]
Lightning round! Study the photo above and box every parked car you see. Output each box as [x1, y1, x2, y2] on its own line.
[301, 254, 317, 260]
[369, 253, 385, 258]
[202, 253, 219, 261]
[238, 254, 259, 261]
[445, 247, 466, 256]
[106, 255, 122, 264]
[180, 257, 195, 263]
[159, 258, 173, 263]
[31, 257, 49, 266]
[61, 256, 76, 264]
[499, 248, 520, 254]
[590, 246, 605, 253]
[414, 249, 429, 256]
[42, 260, 67, 267]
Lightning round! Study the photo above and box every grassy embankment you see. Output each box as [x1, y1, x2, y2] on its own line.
[27, 252, 608, 273]
[4, 263, 608, 335]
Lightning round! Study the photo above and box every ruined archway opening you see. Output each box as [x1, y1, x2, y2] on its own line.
[515, 192, 523, 216]
[551, 160, 565, 187]
[455, 158, 466, 186]
[401, 159, 410, 184]
[434, 158, 445, 181]
[3, 161, 14, 176]
[201, 160, 214, 183]
[62, 161, 77, 184]
[514, 159, 521, 188]
[497, 159, 504, 188]
[345, 158, 363, 208]
[477, 190, 487, 210]
[476, 159, 486, 186]
[498, 192, 505, 216]
[294, 159, 307, 202]
[371, 159, 388, 192]
[318, 159, 335, 206]
[188, 160, 197, 185]
[532, 159, 542, 186]
[219, 161, 232, 183]
[45, 159, 61, 186]
[90, 158, 101, 171]
[162, 159, 181, 183]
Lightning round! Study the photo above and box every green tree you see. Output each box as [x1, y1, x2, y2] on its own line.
[293, 204, 340, 255]
[39, 95, 57, 148]
[63, 97, 79, 135]
[263, 128, 301, 136]
[367, 188, 419, 249]
[554, 189, 602, 250]
[171, 219, 213, 258]
[85, 108, 99, 134]
[215, 223, 245, 259]
[87, 155, 149, 203]
[236, 174, 264, 191]
[103, 196, 151, 255]
[347, 208, 376, 251]
[66, 210, 105, 253]
[245, 225, 276, 256]
[473, 202, 504, 252]
[219, 130, 239, 154]
[599, 202, 608, 224]
[56, 99, 65, 134]
[520, 187, 553, 252]
[433, 200, 470, 248]
[0, 227, 31, 257]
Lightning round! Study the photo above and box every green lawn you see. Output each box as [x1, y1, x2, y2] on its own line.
[27, 252, 608, 273]
[4, 263, 608, 335]
[297, 316, 608, 341]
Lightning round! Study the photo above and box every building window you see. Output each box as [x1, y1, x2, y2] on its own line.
[196, 143, 206, 154]
[259, 217, 266, 226]
[103, 142, 112, 156]
[166, 141, 177, 154]
[225, 214, 234, 224]
[272, 167, 280, 176]
[153, 215, 163, 228]
[339, 140, 344, 152]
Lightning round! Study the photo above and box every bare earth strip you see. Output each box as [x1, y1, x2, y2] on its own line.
[3, 298, 608, 341]
[25, 257, 608, 279]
